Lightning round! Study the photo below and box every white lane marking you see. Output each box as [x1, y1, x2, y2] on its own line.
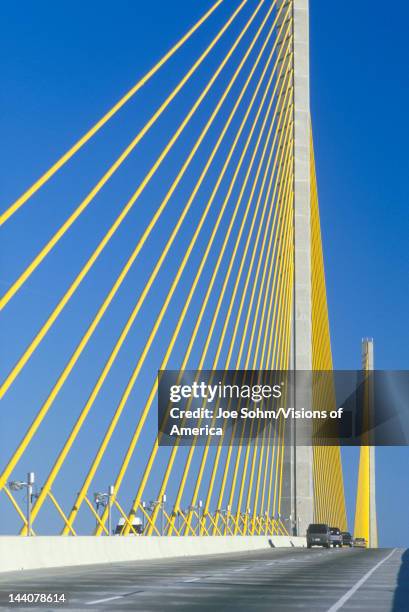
[86, 595, 124, 605]
[85, 550, 345, 605]
[327, 548, 397, 612]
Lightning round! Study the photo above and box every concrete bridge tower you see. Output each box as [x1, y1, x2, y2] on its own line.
[354, 338, 378, 547]
[279, 0, 314, 536]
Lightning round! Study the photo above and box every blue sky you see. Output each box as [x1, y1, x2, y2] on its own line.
[310, 1, 409, 546]
[0, 1, 408, 544]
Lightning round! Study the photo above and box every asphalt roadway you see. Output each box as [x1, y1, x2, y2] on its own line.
[0, 546, 408, 611]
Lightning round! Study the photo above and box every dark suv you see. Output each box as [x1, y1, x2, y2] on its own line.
[330, 527, 343, 547]
[341, 531, 353, 547]
[306, 523, 331, 548]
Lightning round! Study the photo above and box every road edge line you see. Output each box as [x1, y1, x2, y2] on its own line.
[327, 548, 397, 612]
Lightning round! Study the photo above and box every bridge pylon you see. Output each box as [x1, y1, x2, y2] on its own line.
[279, 0, 314, 537]
[354, 338, 378, 548]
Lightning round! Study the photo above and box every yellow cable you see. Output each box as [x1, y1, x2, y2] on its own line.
[0, 0, 225, 226]
[244, 154, 294, 528]
[217, 120, 294, 533]
[2, 0, 275, 506]
[0, 4, 265, 408]
[106, 8, 293, 538]
[61, 6, 287, 535]
[163, 45, 294, 536]
[231, 130, 294, 533]
[196, 88, 294, 534]
[147, 31, 294, 538]
[182, 73, 295, 535]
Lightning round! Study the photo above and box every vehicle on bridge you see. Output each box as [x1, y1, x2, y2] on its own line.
[329, 527, 343, 548]
[353, 537, 367, 548]
[306, 523, 331, 548]
[114, 517, 143, 535]
[341, 531, 353, 547]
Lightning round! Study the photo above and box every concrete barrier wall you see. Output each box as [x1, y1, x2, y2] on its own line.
[0, 535, 306, 573]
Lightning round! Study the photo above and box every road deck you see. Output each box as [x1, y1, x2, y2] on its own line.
[0, 546, 407, 611]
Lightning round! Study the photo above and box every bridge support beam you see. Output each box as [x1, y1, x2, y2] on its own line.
[280, 0, 314, 537]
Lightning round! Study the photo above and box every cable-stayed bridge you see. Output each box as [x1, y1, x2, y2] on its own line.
[1, 0, 377, 553]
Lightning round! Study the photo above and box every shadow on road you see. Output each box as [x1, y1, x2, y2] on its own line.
[393, 549, 409, 611]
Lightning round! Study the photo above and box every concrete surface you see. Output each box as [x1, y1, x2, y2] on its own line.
[278, 0, 314, 536]
[291, 0, 315, 539]
[0, 535, 306, 573]
[0, 546, 407, 610]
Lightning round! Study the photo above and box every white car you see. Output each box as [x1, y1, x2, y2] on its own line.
[114, 516, 143, 535]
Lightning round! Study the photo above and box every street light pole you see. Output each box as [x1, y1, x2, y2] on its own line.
[142, 501, 146, 533]
[198, 500, 203, 534]
[94, 486, 114, 535]
[161, 494, 167, 536]
[9, 472, 36, 536]
[108, 485, 114, 536]
[27, 472, 35, 537]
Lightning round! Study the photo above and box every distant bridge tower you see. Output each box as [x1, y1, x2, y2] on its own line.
[280, 0, 314, 536]
[354, 338, 378, 547]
